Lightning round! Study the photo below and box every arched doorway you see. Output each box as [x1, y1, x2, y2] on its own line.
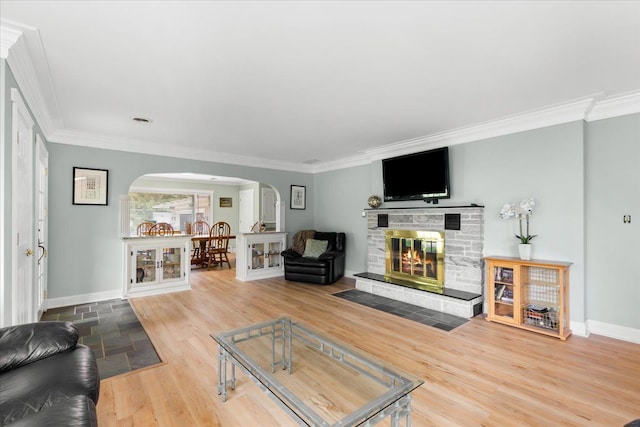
[124, 172, 282, 244]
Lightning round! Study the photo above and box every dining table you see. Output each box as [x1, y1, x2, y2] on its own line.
[191, 235, 235, 267]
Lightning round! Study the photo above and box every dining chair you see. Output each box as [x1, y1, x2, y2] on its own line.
[149, 222, 175, 236]
[205, 221, 231, 269]
[191, 220, 210, 266]
[137, 221, 155, 236]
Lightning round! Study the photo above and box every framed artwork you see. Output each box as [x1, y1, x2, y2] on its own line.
[73, 167, 109, 205]
[290, 185, 306, 210]
[220, 197, 233, 208]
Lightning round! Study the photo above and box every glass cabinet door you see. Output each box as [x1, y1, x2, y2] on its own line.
[268, 241, 282, 268]
[493, 266, 515, 320]
[135, 249, 157, 284]
[251, 243, 265, 270]
[162, 247, 182, 281]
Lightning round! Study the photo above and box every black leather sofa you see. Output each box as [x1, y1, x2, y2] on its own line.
[0, 321, 100, 427]
[281, 231, 346, 285]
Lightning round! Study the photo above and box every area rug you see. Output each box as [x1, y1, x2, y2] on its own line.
[333, 289, 468, 331]
[41, 298, 162, 379]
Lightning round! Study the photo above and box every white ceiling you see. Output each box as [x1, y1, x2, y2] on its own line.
[1, 1, 639, 172]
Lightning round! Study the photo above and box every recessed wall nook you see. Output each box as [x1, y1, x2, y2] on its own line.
[355, 206, 484, 318]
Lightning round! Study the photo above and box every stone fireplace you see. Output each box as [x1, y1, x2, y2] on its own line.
[355, 206, 484, 318]
[385, 229, 445, 290]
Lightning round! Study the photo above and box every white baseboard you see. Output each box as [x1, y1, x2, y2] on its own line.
[569, 320, 588, 337]
[585, 320, 640, 344]
[45, 289, 123, 310]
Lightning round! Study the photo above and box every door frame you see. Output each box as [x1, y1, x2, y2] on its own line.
[35, 134, 48, 318]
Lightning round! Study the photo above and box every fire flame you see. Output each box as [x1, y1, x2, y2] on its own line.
[402, 249, 436, 277]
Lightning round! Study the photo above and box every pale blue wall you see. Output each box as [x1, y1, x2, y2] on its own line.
[312, 164, 371, 275]
[46, 143, 313, 299]
[585, 113, 640, 329]
[312, 122, 587, 322]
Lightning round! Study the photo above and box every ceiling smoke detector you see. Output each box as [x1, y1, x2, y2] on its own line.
[132, 117, 152, 123]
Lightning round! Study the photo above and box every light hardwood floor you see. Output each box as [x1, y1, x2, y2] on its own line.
[97, 267, 640, 426]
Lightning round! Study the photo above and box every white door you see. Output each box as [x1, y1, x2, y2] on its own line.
[11, 88, 35, 324]
[261, 187, 276, 223]
[239, 189, 254, 233]
[35, 135, 48, 319]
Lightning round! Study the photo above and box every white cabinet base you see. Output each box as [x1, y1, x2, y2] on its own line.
[123, 236, 191, 298]
[236, 232, 287, 281]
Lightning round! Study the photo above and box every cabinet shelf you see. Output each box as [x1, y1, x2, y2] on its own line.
[525, 280, 560, 287]
[485, 256, 571, 340]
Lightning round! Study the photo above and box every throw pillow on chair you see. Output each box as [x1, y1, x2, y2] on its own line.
[302, 239, 328, 258]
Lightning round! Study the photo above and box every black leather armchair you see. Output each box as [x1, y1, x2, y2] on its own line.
[281, 231, 346, 285]
[0, 321, 100, 427]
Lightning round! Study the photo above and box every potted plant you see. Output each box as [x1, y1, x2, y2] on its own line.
[500, 198, 536, 260]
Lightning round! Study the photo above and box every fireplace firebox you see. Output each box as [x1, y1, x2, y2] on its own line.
[385, 230, 445, 290]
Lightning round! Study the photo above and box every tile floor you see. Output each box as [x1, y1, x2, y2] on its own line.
[333, 289, 469, 331]
[41, 298, 161, 379]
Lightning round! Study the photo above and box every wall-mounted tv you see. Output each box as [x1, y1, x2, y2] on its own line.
[382, 147, 450, 202]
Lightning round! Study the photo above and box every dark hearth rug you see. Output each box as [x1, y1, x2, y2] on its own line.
[41, 298, 162, 379]
[333, 289, 468, 332]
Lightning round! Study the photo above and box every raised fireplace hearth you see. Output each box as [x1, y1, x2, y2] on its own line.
[356, 206, 484, 318]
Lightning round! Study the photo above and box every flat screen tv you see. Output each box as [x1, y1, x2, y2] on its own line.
[382, 147, 450, 202]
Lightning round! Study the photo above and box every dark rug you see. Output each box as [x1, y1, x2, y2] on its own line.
[333, 289, 468, 331]
[41, 298, 162, 379]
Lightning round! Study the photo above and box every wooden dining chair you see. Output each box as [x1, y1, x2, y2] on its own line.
[192, 221, 210, 236]
[205, 221, 231, 269]
[137, 222, 155, 236]
[149, 222, 175, 236]
[191, 220, 210, 265]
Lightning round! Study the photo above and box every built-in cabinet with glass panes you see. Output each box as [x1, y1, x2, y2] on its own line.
[236, 232, 287, 281]
[123, 236, 191, 297]
[485, 256, 571, 340]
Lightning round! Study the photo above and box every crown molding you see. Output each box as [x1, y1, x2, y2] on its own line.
[0, 19, 61, 137]
[0, 21, 22, 58]
[311, 153, 372, 174]
[585, 90, 640, 122]
[363, 96, 598, 163]
[48, 128, 310, 173]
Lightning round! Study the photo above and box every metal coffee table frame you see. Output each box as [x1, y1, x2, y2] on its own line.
[212, 317, 423, 426]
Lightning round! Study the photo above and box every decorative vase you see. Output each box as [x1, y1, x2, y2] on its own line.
[367, 195, 382, 208]
[518, 244, 532, 260]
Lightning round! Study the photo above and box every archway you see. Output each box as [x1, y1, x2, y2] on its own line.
[122, 172, 282, 245]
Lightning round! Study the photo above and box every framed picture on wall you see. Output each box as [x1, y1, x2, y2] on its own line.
[73, 167, 109, 205]
[290, 185, 306, 210]
[220, 197, 232, 208]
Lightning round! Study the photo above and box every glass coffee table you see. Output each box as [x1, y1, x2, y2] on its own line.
[212, 317, 423, 426]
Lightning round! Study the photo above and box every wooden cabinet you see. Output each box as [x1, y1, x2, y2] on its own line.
[123, 236, 191, 298]
[485, 256, 571, 340]
[236, 232, 287, 281]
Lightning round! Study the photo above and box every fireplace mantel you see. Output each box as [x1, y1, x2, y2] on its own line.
[364, 204, 484, 210]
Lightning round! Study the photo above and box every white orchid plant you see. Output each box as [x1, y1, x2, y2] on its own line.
[499, 198, 537, 244]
